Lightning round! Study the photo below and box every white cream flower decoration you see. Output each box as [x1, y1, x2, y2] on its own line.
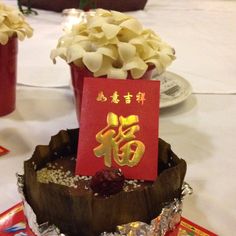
[0, 1, 33, 45]
[51, 9, 175, 79]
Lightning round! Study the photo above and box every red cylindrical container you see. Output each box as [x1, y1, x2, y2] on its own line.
[70, 63, 154, 122]
[70, 64, 94, 122]
[0, 37, 18, 116]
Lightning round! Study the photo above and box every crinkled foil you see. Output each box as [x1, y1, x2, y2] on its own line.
[17, 174, 66, 236]
[17, 174, 192, 236]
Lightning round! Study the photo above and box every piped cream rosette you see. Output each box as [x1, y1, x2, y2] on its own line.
[0, 1, 33, 45]
[51, 9, 175, 79]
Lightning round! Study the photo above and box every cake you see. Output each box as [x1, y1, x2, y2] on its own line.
[18, 0, 148, 13]
[23, 128, 187, 236]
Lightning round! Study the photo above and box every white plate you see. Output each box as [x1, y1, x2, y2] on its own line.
[152, 71, 192, 108]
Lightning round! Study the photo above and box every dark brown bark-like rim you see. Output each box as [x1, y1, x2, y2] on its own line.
[24, 128, 187, 236]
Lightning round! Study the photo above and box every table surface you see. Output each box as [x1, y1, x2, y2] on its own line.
[1, 1, 236, 235]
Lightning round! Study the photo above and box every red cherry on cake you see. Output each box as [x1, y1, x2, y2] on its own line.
[90, 168, 125, 196]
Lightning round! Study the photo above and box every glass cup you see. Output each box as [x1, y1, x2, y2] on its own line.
[0, 37, 18, 117]
[62, 9, 95, 32]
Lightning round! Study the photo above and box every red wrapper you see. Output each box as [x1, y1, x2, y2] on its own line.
[166, 217, 218, 236]
[76, 77, 160, 180]
[0, 203, 35, 235]
[0, 146, 9, 156]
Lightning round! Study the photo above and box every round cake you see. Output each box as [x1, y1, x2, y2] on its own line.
[23, 129, 187, 236]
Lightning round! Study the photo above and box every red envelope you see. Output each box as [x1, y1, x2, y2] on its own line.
[76, 77, 160, 180]
[166, 217, 218, 236]
[0, 146, 9, 157]
[0, 202, 35, 235]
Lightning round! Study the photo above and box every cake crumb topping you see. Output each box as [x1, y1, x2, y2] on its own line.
[124, 180, 141, 191]
[37, 167, 78, 188]
[36, 162, 148, 193]
[36, 163, 91, 189]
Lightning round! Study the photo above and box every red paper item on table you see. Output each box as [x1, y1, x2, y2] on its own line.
[76, 77, 160, 180]
[0, 146, 9, 156]
[0, 202, 35, 236]
[166, 217, 218, 236]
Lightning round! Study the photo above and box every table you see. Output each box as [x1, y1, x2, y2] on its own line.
[1, 0, 236, 235]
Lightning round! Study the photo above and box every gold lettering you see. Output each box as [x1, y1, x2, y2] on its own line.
[96, 91, 107, 102]
[110, 91, 120, 104]
[136, 92, 146, 105]
[93, 112, 145, 167]
[123, 92, 133, 104]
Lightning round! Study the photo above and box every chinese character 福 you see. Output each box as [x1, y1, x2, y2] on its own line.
[93, 112, 145, 167]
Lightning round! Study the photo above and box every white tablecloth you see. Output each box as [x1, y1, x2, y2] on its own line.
[1, 1, 236, 235]
[5, 0, 236, 93]
[134, 0, 236, 94]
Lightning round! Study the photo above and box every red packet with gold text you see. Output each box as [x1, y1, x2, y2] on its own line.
[166, 217, 218, 236]
[76, 77, 160, 180]
[0, 202, 35, 235]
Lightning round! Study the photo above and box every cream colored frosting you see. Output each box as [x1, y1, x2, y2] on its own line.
[0, 2, 33, 45]
[51, 9, 175, 79]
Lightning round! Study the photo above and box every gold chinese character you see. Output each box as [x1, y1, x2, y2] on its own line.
[96, 91, 107, 102]
[178, 229, 189, 236]
[136, 92, 146, 105]
[110, 91, 120, 104]
[124, 92, 133, 104]
[93, 112, 145, 167]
